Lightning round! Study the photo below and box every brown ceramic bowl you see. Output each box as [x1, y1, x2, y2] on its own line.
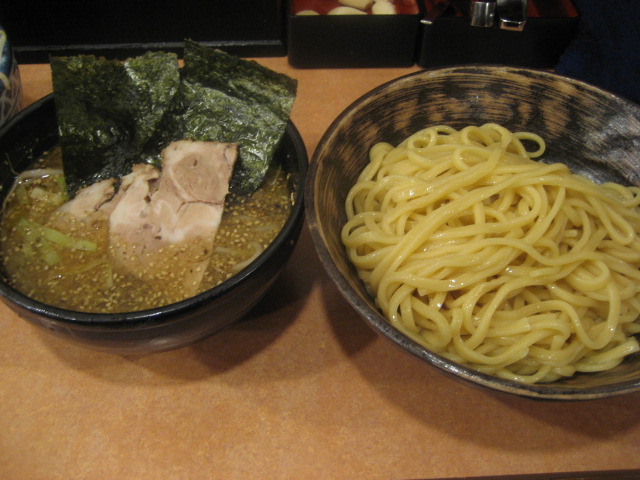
[306, 66, 640, 400]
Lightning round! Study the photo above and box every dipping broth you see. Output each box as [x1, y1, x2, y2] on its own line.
[0, 147, 293, 313]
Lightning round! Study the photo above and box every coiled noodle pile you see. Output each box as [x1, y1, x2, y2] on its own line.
[342, 124, 640, 383]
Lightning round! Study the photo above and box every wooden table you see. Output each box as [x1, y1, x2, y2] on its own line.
[1, 59, 639, 480]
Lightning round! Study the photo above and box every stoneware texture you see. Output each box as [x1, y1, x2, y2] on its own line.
[0, 26, 22, 127]
[306, 65, 640, 401]
[0, 94, 307, 354]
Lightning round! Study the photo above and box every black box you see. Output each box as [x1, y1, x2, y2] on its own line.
[417, 0, 579, 68]
[1, 0, 287, 63]
[287, 0, 424, 68]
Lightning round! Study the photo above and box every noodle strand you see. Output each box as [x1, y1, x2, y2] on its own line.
[342, 124, 640, 383]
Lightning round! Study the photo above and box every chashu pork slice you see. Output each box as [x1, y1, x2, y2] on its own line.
[55, 178, 117, 219]
[47, 177, 117, 238]
[108, 140, 237, 298]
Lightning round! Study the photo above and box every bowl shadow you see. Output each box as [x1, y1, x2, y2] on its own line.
[322, 276, 640, 451]
[37, 225, 320, 384]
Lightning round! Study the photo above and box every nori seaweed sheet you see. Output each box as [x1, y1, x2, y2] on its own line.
[51, 40, 298, 197]
[51, 52, 180, 195]
[147, 40, 298, 194]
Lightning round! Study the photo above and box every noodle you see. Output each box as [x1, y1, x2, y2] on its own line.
[342, 124, 640, 383]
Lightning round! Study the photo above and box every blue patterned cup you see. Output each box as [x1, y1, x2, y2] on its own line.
[0, 26, 22, 128]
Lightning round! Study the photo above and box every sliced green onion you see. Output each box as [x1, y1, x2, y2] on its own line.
[41, 245, 62, 266]
[14, 185, 29, 205]
[16, 218, 98, 252]
[55, 175, 68, 198]
[15, 219, 37, 257]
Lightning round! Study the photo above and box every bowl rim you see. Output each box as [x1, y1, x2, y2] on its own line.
[305, 65, 640, 401]
[0, 93, 308, 326]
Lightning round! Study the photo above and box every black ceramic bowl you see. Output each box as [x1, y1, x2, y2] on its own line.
[306, 66, 640, 400]
[0, 94, 307, 354]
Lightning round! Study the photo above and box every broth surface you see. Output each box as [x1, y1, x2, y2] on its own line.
[1, 147, 292, 313]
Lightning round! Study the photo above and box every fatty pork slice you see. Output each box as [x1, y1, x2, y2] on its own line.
[55, 178, 116, 219]
[46, 177, 117, 237]
[108, 140, 238, 299]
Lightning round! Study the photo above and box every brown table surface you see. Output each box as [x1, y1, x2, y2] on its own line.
[2, 59, 640, 480]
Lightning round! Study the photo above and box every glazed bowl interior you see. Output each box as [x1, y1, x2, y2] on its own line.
[0, 94, 307, 354]
[306, 65, 640, 400]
